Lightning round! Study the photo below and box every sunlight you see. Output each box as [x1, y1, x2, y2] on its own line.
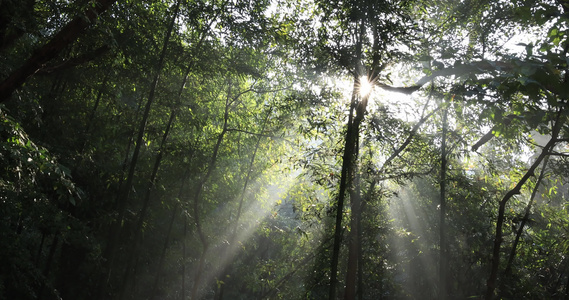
[325, 71, 425, 123]
[358, 76, 373, 97]
[192, 163, 299, 298]
[387, 184, 438, 298]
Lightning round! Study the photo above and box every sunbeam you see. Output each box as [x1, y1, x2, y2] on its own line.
[189, 164, 299, 298]
[387, 183, 439, 298]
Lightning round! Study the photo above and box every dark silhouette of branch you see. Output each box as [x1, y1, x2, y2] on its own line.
[376, 60, 514, 95]
[368, 100, 441, 179]
[485, 110, 564, 300]
[37, 45, 111, 74]
[546, 151, 569, 157]
[503, 156, 549, 277]
[0, 0, 117, 102]
[471, 115, 517, 151]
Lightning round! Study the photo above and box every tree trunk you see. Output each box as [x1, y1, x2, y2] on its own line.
[0, 0, 35, 52]
[0, 0, 117, 102]
[118, 101, 177, 300]
[150, 40, 203, 297]
[99, 1, 180, 298]
[37, 232, 59, 300]
[565, 266, 569, 300]
[110, 94, 145, 211]
[56, 241, 88, 299]
[329, 10, 367, 296]
[182, 214, 188, 300]
[79, 72, 109, 154]
[344, 166, 361, 300]
[34, 232, 46, 267]
[329, 76, 359, 300]
[485, 111, 564, 300]
[503, 156, 549, 276]
[356, 198, 364, 300]
[439, 100, 448, 300]
[191, 80, 235, 299]
[216, 107, 272, 299]
[152, 206, 179, 297]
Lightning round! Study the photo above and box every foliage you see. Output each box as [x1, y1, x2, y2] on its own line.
[1, 0, 569, 299]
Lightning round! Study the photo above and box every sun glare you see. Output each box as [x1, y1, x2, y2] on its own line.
[359, 76, 373, 97]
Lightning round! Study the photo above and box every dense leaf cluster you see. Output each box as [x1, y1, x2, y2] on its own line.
[1, 0, 569, 299]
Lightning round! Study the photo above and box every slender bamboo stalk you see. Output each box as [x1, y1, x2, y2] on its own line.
[439, 99, 448, 300]
[100, 2, 180, 298]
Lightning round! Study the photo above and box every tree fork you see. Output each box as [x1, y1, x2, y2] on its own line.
[504, 156, 550, 277]
[485, 110, 565, 299]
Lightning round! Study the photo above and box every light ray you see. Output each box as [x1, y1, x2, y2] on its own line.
[358, 76, 373, 97]
[190, 164, 298, 297]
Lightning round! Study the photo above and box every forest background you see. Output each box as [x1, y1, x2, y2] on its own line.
[1, 0, 569, 299]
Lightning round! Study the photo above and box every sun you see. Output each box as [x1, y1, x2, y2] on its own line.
[358, 76, 373, 97]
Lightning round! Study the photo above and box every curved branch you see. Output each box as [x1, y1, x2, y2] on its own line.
[376, 60, 514, 95]
[0, 0, 117, 102]
[485, 110, 565, 299]
[471, 115, 517, 152]
[37, 45, 111, 74]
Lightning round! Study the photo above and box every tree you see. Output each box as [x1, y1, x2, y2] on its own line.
[3, 0, 569, 299]
[0, 0, 118, 102]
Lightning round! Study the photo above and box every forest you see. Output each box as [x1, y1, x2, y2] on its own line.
[1, 0, 569, 299]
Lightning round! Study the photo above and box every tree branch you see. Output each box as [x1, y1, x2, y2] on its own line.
[471, 115, 516, 152]
[226, 128, 273, 138]
[485, 109, 565, 299]
[369, 102, 441, 177]
[376, 60, 515, 95]
[226, 128, 294, 145]
[258, 235, 334, 300]
[546, 151, 569, 157]
[37, 45, 111, 74]
[0, 0, 117, 102]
